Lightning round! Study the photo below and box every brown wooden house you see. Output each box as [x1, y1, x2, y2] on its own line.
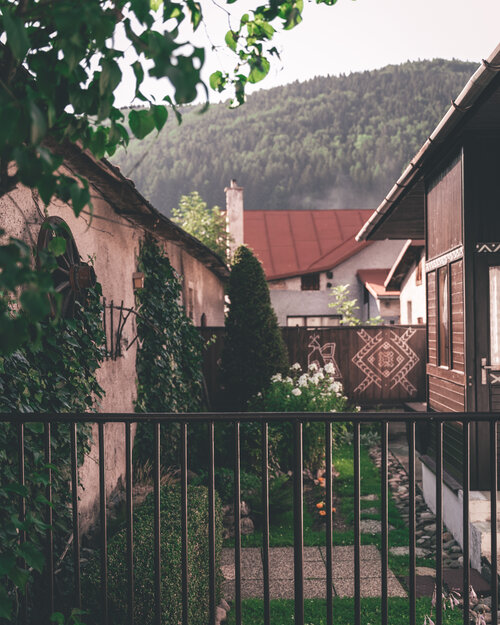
[357, 43, 500, 492]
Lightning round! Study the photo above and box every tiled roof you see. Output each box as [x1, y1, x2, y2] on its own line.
[357, 269, 400, 299]
[243, 210, 374, 280]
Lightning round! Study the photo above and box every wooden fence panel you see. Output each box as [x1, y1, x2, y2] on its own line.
[200, 325, 426, 409]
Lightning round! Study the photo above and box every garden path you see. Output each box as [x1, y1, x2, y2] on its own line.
[221, 544, 406, 599]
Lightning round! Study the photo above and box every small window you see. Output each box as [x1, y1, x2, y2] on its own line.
[407, 301, 413, 325]
[200, 313, 207, 327]
[301, 273, 320, 291]
[416, 259, 423, 286]
[326, 270, 333, 279]
[438, 266, 450, 367]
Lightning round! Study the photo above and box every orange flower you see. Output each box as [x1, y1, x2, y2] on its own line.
[319, 510, 326, 516]
[332, 507, 336, 513]
[318, 477, 326, 486]
[316, 502, 324, 509]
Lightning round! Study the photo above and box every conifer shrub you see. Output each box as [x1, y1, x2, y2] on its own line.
[83, 484, 222, 624]
[222, 245, 288, 411]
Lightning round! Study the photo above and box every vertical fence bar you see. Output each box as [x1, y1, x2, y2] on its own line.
[381, 421, 389, 625]
[208, 421, 216, 625]
[234, 421, 242, 625]
[125, 423, 134, 625]
[103, 297, 107, 358]
[44, 422, 54, 618]
[181, 422, 189, 625]
[110, 300, 114, 360]
[325, 422, 333, 625]
[408, 420, 416, 625]
[491, 418, 498, 625]
[354, 421, 361, 625]
[70, 423, 81, 609]
[18, 423, 27, 625]
[293, 420, 304, 625]
[98, 423, 108, 625]
[435, 421, 443, 625]
[261, 422, 270, 625]
[462, 420, 470, 625]
[153, 423, 161, 625]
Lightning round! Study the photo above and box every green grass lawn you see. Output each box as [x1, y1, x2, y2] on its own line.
[224, 598, 463, 625]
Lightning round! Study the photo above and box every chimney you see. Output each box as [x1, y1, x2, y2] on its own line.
[225, 179, 244, 257]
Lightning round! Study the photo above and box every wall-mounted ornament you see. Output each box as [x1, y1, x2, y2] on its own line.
[476, 243, 500, 253]
[37, 216, 97, 318]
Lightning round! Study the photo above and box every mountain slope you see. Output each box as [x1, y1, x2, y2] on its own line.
[112, 59, 477, 215]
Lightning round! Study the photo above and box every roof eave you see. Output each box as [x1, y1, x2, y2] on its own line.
[356, 43, 500, 242]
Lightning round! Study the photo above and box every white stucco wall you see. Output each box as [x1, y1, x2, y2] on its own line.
[399, 255, 426, 324]
[268, 239, 405, 325]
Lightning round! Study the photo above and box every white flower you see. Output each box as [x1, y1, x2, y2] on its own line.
[308, 363, 318, 372]
[316, 371, 324, 380]
[356, 405, 361, 412]
[298, 374, 308, 387]
[324, 362, 335, 375]
[311, 374, 320, 385]
[271, 373, 282, 383]
[291, 388, 302, 396]
[285, 376, 293, 384]
[257, 392, 262, 397]
[329, 381, 343, 393]
[291, 362, 302, 371]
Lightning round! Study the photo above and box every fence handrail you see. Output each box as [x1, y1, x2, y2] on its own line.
[1, 410, 500, 423]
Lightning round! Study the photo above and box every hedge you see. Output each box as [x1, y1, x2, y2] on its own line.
[84, 484, 223, 624]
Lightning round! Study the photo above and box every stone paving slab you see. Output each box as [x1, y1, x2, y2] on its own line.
[221, 545, 407, 598]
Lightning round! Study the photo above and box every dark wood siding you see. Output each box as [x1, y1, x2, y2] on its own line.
[428, 375, 465, 412]
[450, 259, 464, 372]
[427, 271, 437, 366]
[427, 155, 462, 260]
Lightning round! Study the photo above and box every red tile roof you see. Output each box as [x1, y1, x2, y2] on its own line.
[357, 269, 400, 299]
[244, 210, 374, 280]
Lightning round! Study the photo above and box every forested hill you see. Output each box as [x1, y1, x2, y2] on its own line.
[112, 59, 477, 215]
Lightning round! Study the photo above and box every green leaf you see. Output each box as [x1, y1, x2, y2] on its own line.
[3, 11, 29, 61]
[50, 612, 65, 624]
[20, 289, 51, 321]
[48, 237, 67, 257]
[70, 181, 90, 216]
[0, 583, 13, 620]
[99, 59, 122, 97]
[209, 71, 224, 91]
[150, 0, 162, 10]
[29, 102, 47, 145]
[129, 108, 156, 139]
[17, 542, 45, 573]
[225, 30, 238, 52]
[248, 57, 270, 83]
[152, 105, 168, 131]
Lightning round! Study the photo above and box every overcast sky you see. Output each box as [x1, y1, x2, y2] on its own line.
[114, 0, 500, 106]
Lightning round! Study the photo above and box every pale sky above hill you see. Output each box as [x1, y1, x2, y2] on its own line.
[114, 0, 500, 106]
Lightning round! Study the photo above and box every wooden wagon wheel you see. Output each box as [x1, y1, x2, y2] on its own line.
[37, 217, 96, 318]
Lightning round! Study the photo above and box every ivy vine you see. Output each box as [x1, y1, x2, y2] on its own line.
[134, 237, 204, 467]
[0, 282, 105, 622]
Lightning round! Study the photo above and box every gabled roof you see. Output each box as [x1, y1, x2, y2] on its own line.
[357, 269, 399, 299]
[356, 42, 500, 242]
[243, 209, 374, 281]
[385, 240, 425, 291]
[45, 138, 229, 281]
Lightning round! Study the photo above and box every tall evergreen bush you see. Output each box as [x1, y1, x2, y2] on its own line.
[222, 245, 288, 410]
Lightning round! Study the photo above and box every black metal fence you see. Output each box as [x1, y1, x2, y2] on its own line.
[3, 412, 500, 625]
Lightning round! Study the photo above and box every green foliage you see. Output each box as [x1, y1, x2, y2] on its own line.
[248, 363, 357, 471]
[171, 191, 229, 260]
[0, 0, 337, 354]
[112, 59, 476, 216]
[245, 473, 293, 526]
[0, 284, 105, 622]
[134, 237, 204, 465]
[83, 484, 223, 624]
[329, 284, 382, 326]
[222, 245, 288, 410]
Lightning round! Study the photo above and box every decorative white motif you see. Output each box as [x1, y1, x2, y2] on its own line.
[476, 243, 500, 253]
[425, 246, 463, 272]
[490, 373, 500, 384]
[352, 328, 419, 395]
[307, 333, 342, 379]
